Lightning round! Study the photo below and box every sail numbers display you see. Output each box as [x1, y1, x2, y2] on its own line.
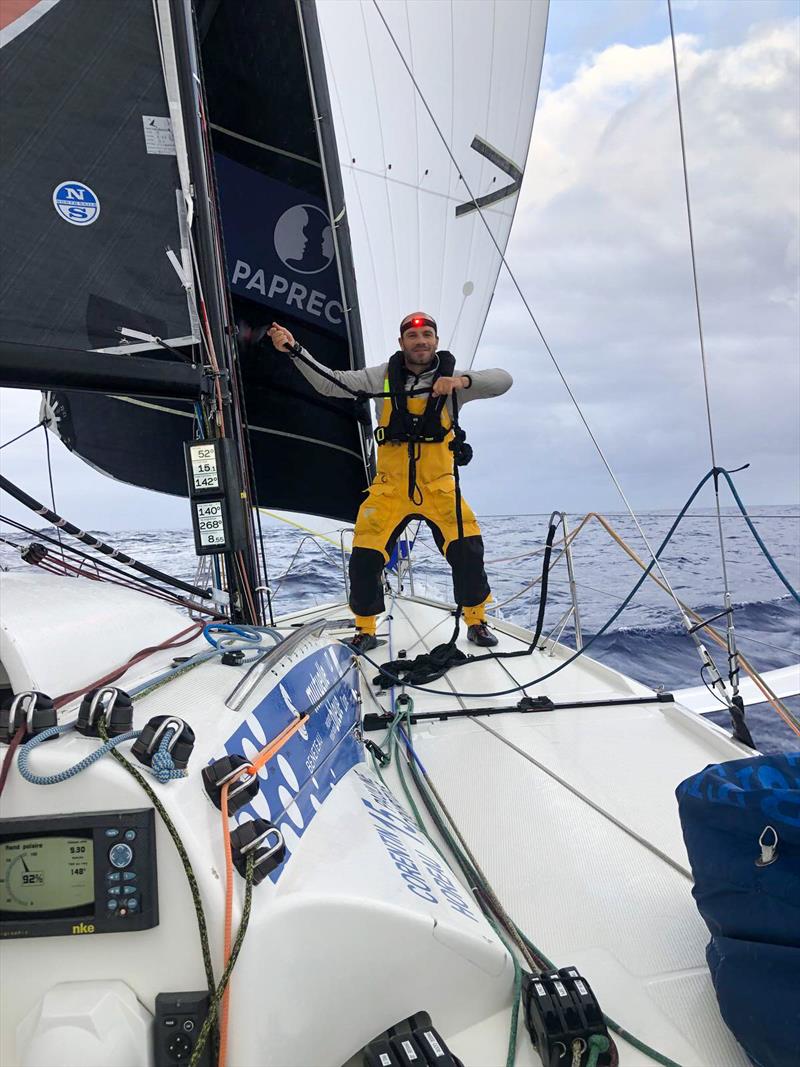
[194, 501, 227, 548]
[189, 443, 220, 491]
[184, 438, 248, 556]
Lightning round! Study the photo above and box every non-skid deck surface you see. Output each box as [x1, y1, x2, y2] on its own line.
[352, 595, 751, 1067]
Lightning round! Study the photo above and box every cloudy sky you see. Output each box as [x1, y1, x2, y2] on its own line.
[1, 0, 798, 531]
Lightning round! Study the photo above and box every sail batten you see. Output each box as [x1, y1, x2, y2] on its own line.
[0, 342, 203, 399]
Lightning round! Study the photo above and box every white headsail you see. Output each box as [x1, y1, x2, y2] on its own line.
[316, 0, 549, 363]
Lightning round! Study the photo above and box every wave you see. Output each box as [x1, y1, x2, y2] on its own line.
[598, 595, 798, 639]
[572, 594, 798, 695]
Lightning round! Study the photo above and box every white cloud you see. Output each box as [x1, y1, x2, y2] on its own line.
[468, 19, 800, 513]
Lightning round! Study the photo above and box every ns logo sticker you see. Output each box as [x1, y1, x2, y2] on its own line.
[53, 181, 100, 226]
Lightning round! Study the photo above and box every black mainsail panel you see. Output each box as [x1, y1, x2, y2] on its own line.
[0, 0, 196, 355]
[0, 0, 371, 523]
[197, 0, 371, 521]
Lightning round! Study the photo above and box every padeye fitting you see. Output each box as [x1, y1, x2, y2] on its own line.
[132, 715, 195, 770]
[76, 686, 133, 737]
[229, 818, 286, 885]
[202, 754, 259, 815]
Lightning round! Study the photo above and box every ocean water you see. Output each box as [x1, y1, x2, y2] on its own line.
[1, 506, 798, 754]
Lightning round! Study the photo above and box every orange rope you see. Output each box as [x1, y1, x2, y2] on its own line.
[245, 716, 309, 778]
[215, 715, 309, 1065]
[572, 513, 800, 738]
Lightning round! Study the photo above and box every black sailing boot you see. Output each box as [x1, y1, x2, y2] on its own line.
[467, 622, 498, 647]
[349, 631, 379, 654]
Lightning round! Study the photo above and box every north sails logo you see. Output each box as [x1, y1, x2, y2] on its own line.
[53, 181, 100, 226]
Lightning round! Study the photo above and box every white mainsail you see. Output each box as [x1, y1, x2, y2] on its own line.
[316, 0, 549, 361]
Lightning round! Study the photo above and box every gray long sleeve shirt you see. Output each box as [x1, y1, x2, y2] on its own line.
[290, 346, 512, 420]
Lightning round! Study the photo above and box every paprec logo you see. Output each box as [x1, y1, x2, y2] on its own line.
[273, 204, 333, 275]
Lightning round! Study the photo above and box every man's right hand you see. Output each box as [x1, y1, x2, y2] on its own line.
[268, 322, 296, 353]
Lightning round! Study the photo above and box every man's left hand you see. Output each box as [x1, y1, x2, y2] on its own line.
[432, 375, 469, 397]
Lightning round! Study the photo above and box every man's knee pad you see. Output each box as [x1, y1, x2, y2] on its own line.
[445, 535, 491, 607]
[348, 546, 387, 616]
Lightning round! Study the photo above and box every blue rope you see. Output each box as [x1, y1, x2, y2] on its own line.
[129, 649, 219, 697]
[362, 466, 800, 698]
[718, 469, 800, 604]
[202, 624, 264, 648]
[147, 729, 187, 784]
[17, 725, 140, 786]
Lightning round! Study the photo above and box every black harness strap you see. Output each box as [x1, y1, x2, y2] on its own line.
[379, 350, 456, 446]
[376, 350, 458, 504]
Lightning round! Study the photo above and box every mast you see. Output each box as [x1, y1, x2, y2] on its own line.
[167, 0, 262, 623]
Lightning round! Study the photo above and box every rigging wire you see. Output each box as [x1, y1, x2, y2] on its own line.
[229, 334, 274, 625]
[358, 466, 798, 707]
[0, 515, 219, 615]
[0, 418, 45, 451]
[41, 420, 65, 564]
[369, 0, 757, 711]
[666, 0, 740, 698]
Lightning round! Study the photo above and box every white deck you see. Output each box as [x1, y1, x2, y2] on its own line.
[295, 593, 753, 1066]
[0, 573, 758, 1066]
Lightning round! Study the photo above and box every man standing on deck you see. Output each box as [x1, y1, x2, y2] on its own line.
[268, 313, 512, 652]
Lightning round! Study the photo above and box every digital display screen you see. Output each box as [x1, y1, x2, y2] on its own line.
[195, 500, 227, 547]
[189, 443, 220, 490]
[0, 835, 94, 915]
